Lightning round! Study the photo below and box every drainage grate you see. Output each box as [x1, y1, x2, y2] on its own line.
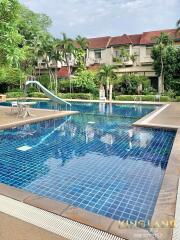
[0, 195, 125, 240]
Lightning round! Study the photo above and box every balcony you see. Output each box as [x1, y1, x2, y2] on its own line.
[86, 58, 104, 66]
[140, 56, 153, 65]
[112, 57, 133, 66]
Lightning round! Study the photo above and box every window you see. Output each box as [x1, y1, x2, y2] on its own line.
[113, 47, 129, 62]
[114, 49, 120, 58]
[94, 50, 101, 59]
[132, 48, 140, 56]
[146, 47, 152, 56]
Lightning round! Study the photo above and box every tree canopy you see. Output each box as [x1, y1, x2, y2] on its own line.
[0, 0, 25, 67]
[151, 32, 180, 94]
[0, 0, 54, 87]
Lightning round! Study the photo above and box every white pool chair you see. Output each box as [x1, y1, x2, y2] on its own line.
[11, 101, 18, 112]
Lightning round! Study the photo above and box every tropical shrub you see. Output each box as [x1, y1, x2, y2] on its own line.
[58, 79, 72, 93]
[164, 89, 176, 99]
[37, 74, 51, 89]
[73, 70, 97, 93]
[0, 66, 26, 87]
[142, 87, 157, 95]
[116, 74, 150, 95]
[166, 78, 180, 96]
[58, 71, 97, 94]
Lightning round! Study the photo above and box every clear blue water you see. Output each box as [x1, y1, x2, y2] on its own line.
[0, 101, 175, 222]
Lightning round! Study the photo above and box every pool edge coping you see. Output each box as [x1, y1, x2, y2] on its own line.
[133, 104, 180, 130]
[4, 97, 167, 105]
[0, 106, 79, 131]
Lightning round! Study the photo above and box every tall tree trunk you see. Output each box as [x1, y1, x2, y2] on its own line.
[160, 54, 164, 93]
[48, 68, 52, 90]
[66, 56, 72, 95]
[38, 64, 41, 78]
[106, 77, 109, 100]
[109, 84, 113, 101]
[49, 68, 55, 92]
[55, 61, 58, 95]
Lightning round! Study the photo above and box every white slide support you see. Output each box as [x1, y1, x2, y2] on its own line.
[26, 80, 71, 106]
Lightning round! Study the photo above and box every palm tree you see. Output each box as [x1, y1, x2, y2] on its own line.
[75, 35, 89, 65]
[97, 64, 117, 101]
[58, 33, 75, 78]
[50, 39, 64, 94]
[76, 35, 89, 50]
[58, 33, 75, 94]
[37, 35, 55, 91]
[154, 32, 173, 93]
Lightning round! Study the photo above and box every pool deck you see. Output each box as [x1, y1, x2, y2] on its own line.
[0, 106, 78, 130]
[0, 100, 180, 240]
[134, 103, 180, 129]
[0, 212, 67, 240]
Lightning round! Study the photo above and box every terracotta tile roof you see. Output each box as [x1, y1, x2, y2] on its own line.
[128, 34, 142, 44]
[108, 34, 132, 46]
[58, 67, 69, 78]
[86, 29, 180, 48]
[140, 29, 178, 44]
[88, 36, 111, 49]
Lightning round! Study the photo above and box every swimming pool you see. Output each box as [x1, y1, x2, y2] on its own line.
[0, 102, 175, 223]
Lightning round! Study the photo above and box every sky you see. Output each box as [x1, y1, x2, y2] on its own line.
[19, 0, 180, 38]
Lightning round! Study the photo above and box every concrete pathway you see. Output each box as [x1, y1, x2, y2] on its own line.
[0, 212, 67, 240]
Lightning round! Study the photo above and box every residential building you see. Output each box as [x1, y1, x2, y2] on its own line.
[86, 29, 180, 92]
[37, 28, 180, 93]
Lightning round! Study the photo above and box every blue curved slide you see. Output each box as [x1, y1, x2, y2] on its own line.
[26, 80, 71, 106]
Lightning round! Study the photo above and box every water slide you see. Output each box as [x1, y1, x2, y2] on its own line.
[25, 80, 71, 107]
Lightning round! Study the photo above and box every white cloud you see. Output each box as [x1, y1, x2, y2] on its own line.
[19, 0, 180, 38]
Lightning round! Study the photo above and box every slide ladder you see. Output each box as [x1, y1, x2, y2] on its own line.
[26, 80, 71, 107]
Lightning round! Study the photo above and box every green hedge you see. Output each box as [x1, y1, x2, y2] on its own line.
[115, 95, 135, 101]
[6, 91, 93, 100]
[6, 91, 173, 102]
[58, 93, 93, 100]
[115, 95, 171, 102]
[28, 92, 46, 98]
[6, 92, 25, 98]
[160, 96, 171, 102]
[28, 92, 93, 100]
[175, 96, 180, 102]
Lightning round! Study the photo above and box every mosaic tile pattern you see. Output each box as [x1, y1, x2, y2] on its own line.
[0, 103, 175, 222]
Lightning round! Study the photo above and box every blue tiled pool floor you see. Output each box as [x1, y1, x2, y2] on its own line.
[0, 102, 175, 222]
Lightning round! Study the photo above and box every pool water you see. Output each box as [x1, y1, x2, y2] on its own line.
[0, 102, 175, 222]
